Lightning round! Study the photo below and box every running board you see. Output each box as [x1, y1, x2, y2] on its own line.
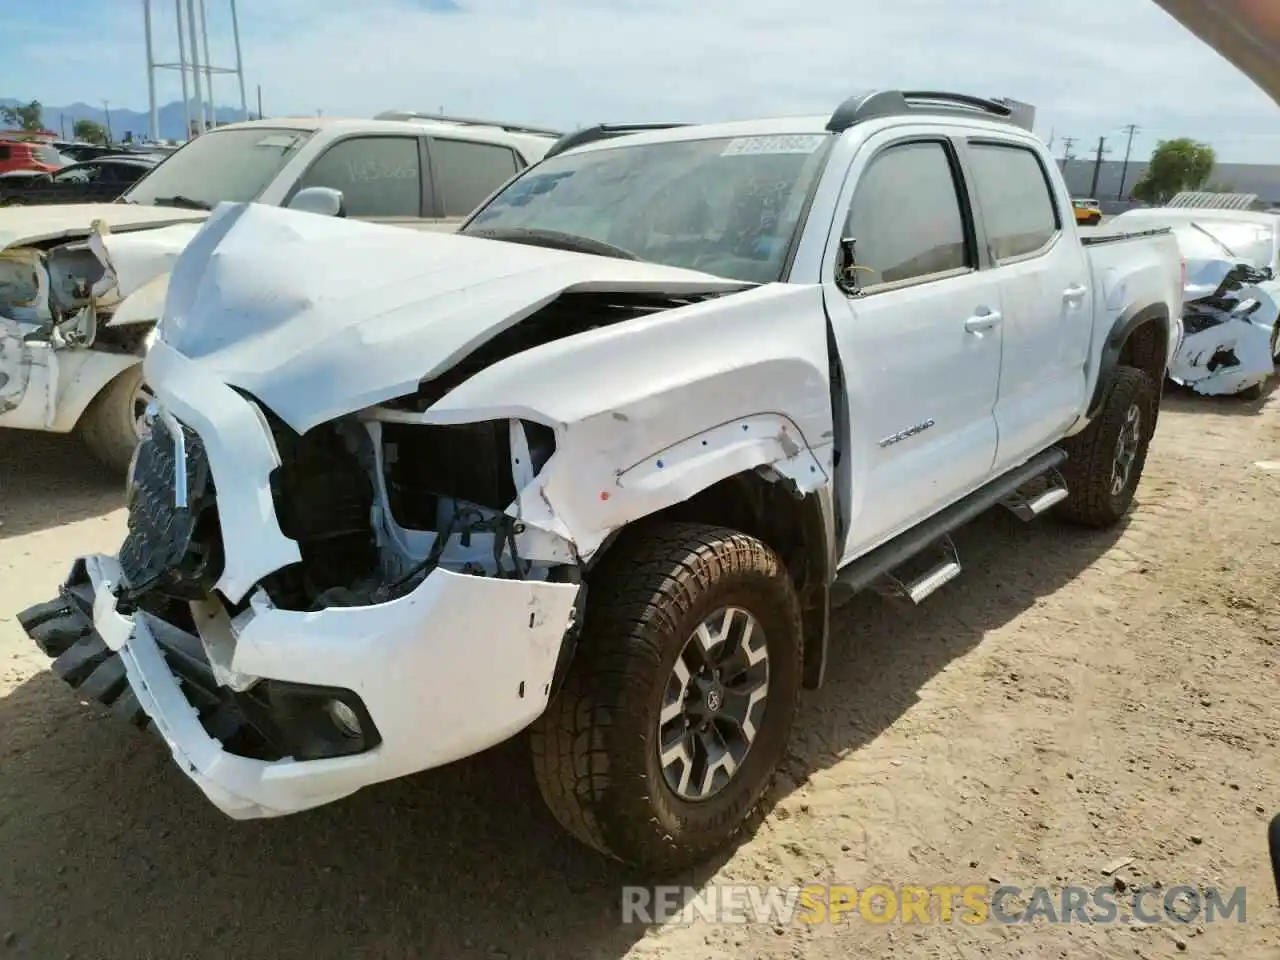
[1000, 467, 1070, 521]
[873, 535, 962, 604]
[834, 447, 1068, 603]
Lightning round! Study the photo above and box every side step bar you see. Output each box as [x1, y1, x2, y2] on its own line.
[835, 446, 1068, 603]
[1000, 467, 1070, 521]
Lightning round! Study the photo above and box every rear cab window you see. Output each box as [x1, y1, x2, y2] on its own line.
[966, 141, 1061, 261]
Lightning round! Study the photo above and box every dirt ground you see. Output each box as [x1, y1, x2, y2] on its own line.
[1, 385, 1277, 960]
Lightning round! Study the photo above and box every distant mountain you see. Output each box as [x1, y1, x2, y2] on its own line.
[1, 98, 255, 143]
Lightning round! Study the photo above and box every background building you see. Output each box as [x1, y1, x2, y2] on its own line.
[1058, 158, 1280, 208]
[995, 97, 1036, 132]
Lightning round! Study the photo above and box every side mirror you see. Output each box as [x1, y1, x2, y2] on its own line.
[287, 186, 345, 218]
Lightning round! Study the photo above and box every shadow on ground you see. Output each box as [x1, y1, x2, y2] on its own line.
[0, 506, 1129, 960]
[0, 430, 122, 540]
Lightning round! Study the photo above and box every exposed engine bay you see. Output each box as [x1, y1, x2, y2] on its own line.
[1171, 260, 1279, 397]
[116, 287, 727, 616]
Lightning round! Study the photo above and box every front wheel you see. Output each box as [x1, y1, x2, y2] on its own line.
[1057, 365, 1158, 528]
[79, 365, 154, 474]
[530, 522, 803, 874]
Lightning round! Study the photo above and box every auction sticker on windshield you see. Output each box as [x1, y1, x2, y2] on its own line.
[721, 135, 828, 156]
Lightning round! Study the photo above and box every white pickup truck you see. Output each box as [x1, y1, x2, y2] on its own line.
[0, 111, 560, 471]
[18, 90, 1183, 874]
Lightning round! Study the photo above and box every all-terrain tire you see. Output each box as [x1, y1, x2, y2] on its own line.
[1057, 365, 1158, 528]
[530, 522, 803, 874]
[79, 364, 146, 474]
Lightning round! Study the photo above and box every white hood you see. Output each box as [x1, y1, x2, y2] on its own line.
[156, 202, 752, 433]
[0, 203, 208, 253]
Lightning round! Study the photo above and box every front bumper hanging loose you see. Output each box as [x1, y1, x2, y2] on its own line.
[19, 552, 580, 819]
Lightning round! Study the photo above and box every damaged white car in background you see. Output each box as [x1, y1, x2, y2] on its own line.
[0, 208, 206, 469]
[1109, 207, 1280, 397]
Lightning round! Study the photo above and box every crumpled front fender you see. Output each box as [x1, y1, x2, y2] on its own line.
[419, 282, 836, 560]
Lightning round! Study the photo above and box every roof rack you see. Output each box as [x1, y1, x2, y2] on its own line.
[373, 110, 564, 138]
[544, 122, 693, 159]
[826, 89, 1013, 133]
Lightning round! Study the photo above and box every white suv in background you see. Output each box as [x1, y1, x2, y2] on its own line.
[0, 110, 562, 472]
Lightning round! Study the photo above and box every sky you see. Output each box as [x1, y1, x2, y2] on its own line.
[6, 0, 1280, 164]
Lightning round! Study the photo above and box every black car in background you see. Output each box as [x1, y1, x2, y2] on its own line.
[0, 154, 162, 206]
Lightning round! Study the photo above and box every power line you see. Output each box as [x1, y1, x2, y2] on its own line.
[1117, 123, 1140, 201]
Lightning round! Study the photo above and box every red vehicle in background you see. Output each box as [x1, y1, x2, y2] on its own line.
[0, 129, 67, 175]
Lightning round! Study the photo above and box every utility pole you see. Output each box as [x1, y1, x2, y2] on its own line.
[230, 0, 249, 120]
[103, 100, 113, 144]
[175, 0, 192, 139]
[1059, 136, 1077, 173]
[186, 0, 206, 135]
[143, 0, 159, 141]
[256, 84, 264, 119]
[1116, 123, 1140, 201]
[198, 0, 215, 128]
[1088, 135, 1111, 199]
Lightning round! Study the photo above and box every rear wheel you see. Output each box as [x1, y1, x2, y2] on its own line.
[79, 365, 153, 474]
[1057, 365, 1158, 528]
[530, 522, 803, 874]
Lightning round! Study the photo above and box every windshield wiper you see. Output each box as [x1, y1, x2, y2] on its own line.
[466, 227, 642, 261]
[151, 195, 212, 210]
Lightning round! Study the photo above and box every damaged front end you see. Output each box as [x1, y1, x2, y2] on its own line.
[1171, 259, 1280, 396]
[19, 386, 585, 819]
[16, 201, 806, 820]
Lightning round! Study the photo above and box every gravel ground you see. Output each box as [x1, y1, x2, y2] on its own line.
[1, 382, 1277, 959]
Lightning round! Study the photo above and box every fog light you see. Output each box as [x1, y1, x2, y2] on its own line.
[326, 699, 362, 738]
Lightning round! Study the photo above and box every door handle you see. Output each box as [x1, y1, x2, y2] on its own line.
[1063, 284, 1088, 303]
[964, 310, 1002, 333]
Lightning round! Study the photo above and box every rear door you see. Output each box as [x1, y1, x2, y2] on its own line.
[962, 139, 1091, 473]
[424, 136, 523, 231]
[824, 131, 1004, 561]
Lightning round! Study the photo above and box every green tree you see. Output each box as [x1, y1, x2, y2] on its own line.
[0, 99, 44, 130]
[1131, 138, 1216, 203]
[73, 118, 108, 145]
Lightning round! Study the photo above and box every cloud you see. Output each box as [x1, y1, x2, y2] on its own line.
[6, 0, 1280, 162]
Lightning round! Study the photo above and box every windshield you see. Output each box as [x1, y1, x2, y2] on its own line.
[1189, 220, 1276, 269]
[123, 126, 314, 208]
[462, 133, 834, 283]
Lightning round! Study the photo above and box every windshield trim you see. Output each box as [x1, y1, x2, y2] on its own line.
[458, 132, 837, 284]
[120, 125, 314, 206]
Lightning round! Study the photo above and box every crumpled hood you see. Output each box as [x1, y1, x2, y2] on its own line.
[156, 202, 752, 433]
[0, 203, 208, 253]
